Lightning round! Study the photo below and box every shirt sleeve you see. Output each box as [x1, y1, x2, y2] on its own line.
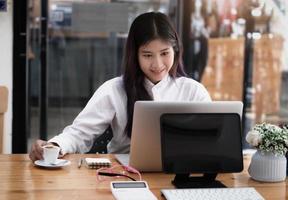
[48, 81, 116, 155]
[195, 83, 212, 102]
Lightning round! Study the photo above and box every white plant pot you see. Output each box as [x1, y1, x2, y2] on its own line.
[248, 150, 287, 182]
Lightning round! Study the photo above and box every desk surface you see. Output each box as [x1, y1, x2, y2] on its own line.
[0, 154, 286, 200]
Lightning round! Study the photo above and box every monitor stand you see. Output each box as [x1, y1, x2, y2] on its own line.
[172, 173, 226, 188]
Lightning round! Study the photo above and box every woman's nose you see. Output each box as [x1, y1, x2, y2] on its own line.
[151, 56, 163, 69]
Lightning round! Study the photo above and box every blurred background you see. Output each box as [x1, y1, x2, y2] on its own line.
[7, 0, 288, 152]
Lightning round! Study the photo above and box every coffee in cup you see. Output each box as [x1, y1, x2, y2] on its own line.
[42, 144, 60, 164]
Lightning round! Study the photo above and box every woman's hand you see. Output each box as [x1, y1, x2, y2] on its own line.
[29, 139, 48, 162]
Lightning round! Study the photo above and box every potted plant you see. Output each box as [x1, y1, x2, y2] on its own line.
[246, 123, 288, 182]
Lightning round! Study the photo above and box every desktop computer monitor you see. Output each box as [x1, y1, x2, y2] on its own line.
[160, 113, 243, 188]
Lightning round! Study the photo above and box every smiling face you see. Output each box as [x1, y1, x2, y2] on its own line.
[138, 39, 175, 84]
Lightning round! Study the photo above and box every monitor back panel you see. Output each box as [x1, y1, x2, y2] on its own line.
[160, 113, 243, 173]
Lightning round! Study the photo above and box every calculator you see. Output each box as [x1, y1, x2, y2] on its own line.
[110, 181, 157, 200]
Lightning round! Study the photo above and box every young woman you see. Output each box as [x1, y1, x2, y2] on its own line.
[29, 12, 211, 162]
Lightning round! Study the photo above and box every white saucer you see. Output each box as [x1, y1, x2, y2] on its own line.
[34, 159, 71, 168]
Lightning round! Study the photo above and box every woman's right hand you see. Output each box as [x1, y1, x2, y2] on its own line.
[29, 139, 48, 162]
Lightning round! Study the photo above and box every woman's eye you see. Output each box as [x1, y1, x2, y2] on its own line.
[143, 54, 152, 58]
[161, 51, 169, 56]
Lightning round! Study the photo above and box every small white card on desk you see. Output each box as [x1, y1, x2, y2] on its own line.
[85, 158, 111, 169]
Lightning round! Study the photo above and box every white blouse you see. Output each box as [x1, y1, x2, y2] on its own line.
[49, 75, 211, 155]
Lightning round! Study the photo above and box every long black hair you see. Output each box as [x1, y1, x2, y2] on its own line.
[123, 12, 186, 137]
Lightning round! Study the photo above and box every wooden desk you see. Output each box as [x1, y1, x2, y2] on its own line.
[0, 154, 286, 200]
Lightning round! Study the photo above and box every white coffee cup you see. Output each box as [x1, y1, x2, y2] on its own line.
[42, 144, 60, 164]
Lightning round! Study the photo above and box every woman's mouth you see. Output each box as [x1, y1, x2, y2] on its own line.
[151, 68, 165, 73]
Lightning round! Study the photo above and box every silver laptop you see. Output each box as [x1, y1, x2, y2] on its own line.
[115, 101, 243, 172]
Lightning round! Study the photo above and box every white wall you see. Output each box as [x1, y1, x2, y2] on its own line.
[0, 0, 13, 153]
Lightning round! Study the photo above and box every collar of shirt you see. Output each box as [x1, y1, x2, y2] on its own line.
[144, 74, 171, 99]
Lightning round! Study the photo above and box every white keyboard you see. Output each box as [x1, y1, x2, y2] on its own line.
[161, 187, 265, 200]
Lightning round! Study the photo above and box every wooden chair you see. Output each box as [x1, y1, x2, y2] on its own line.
[0, 86, 8, 153]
